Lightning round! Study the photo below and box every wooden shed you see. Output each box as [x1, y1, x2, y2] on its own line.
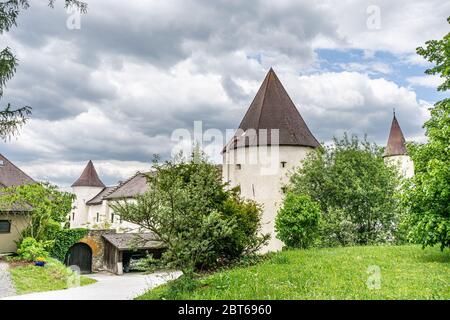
[102, 233, 165, 274]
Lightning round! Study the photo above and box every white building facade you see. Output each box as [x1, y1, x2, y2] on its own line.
[222, 69, 320, 252]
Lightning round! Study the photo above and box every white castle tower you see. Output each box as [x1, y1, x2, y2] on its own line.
[222, 68, 320, 252]
[383, 112, 414, 179]
[70, 160, 106, 228]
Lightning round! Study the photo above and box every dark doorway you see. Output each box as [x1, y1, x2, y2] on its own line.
[65, 243, 92, 274]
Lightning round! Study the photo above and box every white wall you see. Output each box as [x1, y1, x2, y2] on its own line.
[70, 186, 104, 228]
[223, 145, 315, 252]
[384, 155, 414, 179]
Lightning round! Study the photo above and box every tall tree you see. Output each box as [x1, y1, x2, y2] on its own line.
[402, 17, 450, 250]
[0, 0, 86, 140]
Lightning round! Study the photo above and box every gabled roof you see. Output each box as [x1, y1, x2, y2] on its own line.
[86, 186, 117, 206]
[224, 68, 320, 152]
[0, 154, 35, 187]
[102, 232, 164, 251]
[71, 160, 105, 188]
[384, 113, 408, 157]
[104, 172, 150, 200]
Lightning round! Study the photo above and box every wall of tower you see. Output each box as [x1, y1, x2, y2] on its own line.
[71, 186, 104, 228]
[384, 155, 414, 179]
[223, 145, 315, 252]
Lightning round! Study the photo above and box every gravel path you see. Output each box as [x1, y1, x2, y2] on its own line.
[0, 262, 16, 298]
[2, 270, 181, 300]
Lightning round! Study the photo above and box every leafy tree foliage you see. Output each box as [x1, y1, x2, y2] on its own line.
[111, 153, 269, 271]
[288, 134, 401, 246]
[402, 18, 450, 250]
[0, 0, 86, 140]
[275, 193, 321, 248]
[0, 182, 75, 242]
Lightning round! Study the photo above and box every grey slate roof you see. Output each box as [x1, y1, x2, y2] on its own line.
[104, 172, 150, 200]
[224, 68, 320, 152]
[86, 186, 117, 206]
[102, 232, 163, 251]
[0, 154, 35, 187]
[71, 160, 105, 188]
[384, 113, 408, 157]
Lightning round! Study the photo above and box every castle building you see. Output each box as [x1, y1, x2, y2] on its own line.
[70, 160, 147, 232]
[222, 68, 320, 252]
[383, 112, 414, 179]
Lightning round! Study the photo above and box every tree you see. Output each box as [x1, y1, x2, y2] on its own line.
[288, 134, 401, 246]
[402, 17, 450, 250]
[275, 193, 321, 248]
[0, 182, 75, 241]
[110, 153, 269, 271]
[0, 0, 87, 140]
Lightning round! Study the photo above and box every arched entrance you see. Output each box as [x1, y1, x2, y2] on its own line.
[65, 243, 92, 274]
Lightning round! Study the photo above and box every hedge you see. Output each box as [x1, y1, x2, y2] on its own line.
[50, 228, 88, 262]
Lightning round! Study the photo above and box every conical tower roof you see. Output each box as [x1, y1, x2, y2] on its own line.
[224, 68, 320, 152]
[71, 160, 105, 187]
[384, 112, 408, 157]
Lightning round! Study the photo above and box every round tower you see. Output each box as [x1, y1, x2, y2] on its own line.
[383, 112, 414, 179]
[71, 160, 106, 228]
[222, 68, 320, 252]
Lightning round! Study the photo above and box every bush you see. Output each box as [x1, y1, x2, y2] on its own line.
[111, 151, 269, 272]
[318, 208, 358, 247]
[289, 134, 401, 246]
[275, 193, 321, 248]
[17, 237, 53, 261]
[50, 228, 88, 262]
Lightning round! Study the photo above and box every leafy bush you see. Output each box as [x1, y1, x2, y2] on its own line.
[275, 193, 321, 248]
[289, 134, 401, 246]
[111, 151, 269, 271]
[17, 237, 53, 261]
[50, 228, 88, 262]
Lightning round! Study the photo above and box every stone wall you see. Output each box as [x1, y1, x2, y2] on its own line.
[79, 229, 116, 272]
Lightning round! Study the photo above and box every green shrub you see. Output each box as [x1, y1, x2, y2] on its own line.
[318, 208, 358, 247]
[17, 237, 53, 261]
[50, 228, 88, 262]
[275, 193, 321, 248]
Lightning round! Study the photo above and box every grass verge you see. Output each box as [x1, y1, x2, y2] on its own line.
[136, 245, 449, 300]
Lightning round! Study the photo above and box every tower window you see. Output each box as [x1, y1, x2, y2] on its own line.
[96, 212, 99, 223]
[281, 161, 287, 168]
[236, 164, 241, 170]
[111, 213, 115, 223]
[72, 212, 75, 221]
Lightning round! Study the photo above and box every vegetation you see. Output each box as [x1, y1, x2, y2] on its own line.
[16, 237, 53, 261]
[402, 17, 450, 250]
[288, 134, 401, 247]
[275, 193, 321, 248]
[0, 182, 75, 242]
[111, 152, 269, 272]
[9, 258, 96, 295]
[136, 245, 450, 300]
[49, 228, 88, 262]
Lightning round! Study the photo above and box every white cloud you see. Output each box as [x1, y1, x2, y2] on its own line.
[407, 75, 443, 88]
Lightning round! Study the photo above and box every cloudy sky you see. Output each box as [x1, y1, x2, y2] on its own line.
[1, 0, 448, 186]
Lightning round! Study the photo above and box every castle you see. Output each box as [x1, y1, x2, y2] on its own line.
[69, 68, 414, 252]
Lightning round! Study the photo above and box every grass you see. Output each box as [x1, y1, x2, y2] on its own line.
[136, 245, 450, 300]
[9, 258, 96, 295]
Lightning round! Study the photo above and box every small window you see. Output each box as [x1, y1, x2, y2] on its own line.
[96, 212, 99, 223]
[111, 213, 115, 223]
[281, 161, 287, 168]
[119, 215, 123, 224]
[236, 164, 242, 170]
[72, 212, 75, 221]
[0, 220, 11, 233]
[281, 186, 288, 194]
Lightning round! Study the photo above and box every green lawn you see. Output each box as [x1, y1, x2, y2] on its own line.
[137, 245, 450, 300]
[9, 258, 96, 295]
